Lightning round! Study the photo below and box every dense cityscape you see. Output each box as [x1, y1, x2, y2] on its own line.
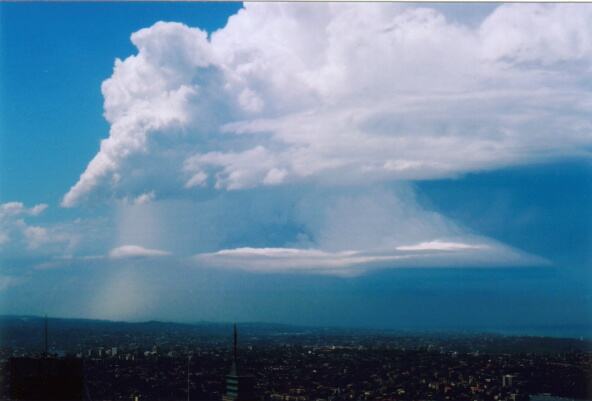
[1, 316, 591, 401]
[2, 2, 592, 401]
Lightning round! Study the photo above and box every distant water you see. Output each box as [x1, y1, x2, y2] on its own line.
[400, 325, 592, 340]
[530, 395, 592, 401]
[482, 325, 592, 340]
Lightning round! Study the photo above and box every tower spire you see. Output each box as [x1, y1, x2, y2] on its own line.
[223, 323, 255, 401]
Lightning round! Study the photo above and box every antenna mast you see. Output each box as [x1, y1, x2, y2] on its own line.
[233, 323, 238, 363]
[187, 354, 191, 401]
[44, 314, 48, 357]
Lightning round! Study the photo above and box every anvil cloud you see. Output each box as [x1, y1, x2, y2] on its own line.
[50, 3, 592, 275]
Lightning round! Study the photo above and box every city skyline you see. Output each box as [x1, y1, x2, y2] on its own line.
[4, 314, 590, 401]
[0, 3, 590, 332]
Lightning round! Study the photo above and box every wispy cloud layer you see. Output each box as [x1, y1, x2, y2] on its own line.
[0, 201, 54, 249]
[0, 201, 111, 259]
[0, 275, 25, 292]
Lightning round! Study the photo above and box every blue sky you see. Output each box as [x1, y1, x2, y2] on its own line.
[1, 3, 591, 336]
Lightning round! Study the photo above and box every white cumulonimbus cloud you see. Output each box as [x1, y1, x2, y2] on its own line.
[62, 3, 592, 206]
[52, 3, 592, 274]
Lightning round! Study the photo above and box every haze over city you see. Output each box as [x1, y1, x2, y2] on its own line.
[0, 2, 591, 335]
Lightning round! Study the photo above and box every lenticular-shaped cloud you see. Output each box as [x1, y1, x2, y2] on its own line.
[109, 245, 171, 259]
[194, 241, 547, 277]
[396, 241, 488, 252]
[191, 187, 548, 276]
[62, 3, 592, 206]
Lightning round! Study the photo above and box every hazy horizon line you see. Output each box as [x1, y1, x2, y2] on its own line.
[2, 314, 591, 341]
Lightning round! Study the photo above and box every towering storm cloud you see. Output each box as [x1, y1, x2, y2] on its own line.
[63, 3, 592, 207]
[2, 3, 588, 279]
[2, 2, 591, 324]
[48, 3, 592, 275]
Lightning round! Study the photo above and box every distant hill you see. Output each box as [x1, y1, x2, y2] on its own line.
[1, 315, 591, 355]
[0, 315, 311, 338]
[0, 315, 322, 352]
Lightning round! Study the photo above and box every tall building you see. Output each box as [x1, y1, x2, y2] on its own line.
[9, 316, 84, 400]
[223, 324, 256, 401]
[9, 357, 84, 400]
